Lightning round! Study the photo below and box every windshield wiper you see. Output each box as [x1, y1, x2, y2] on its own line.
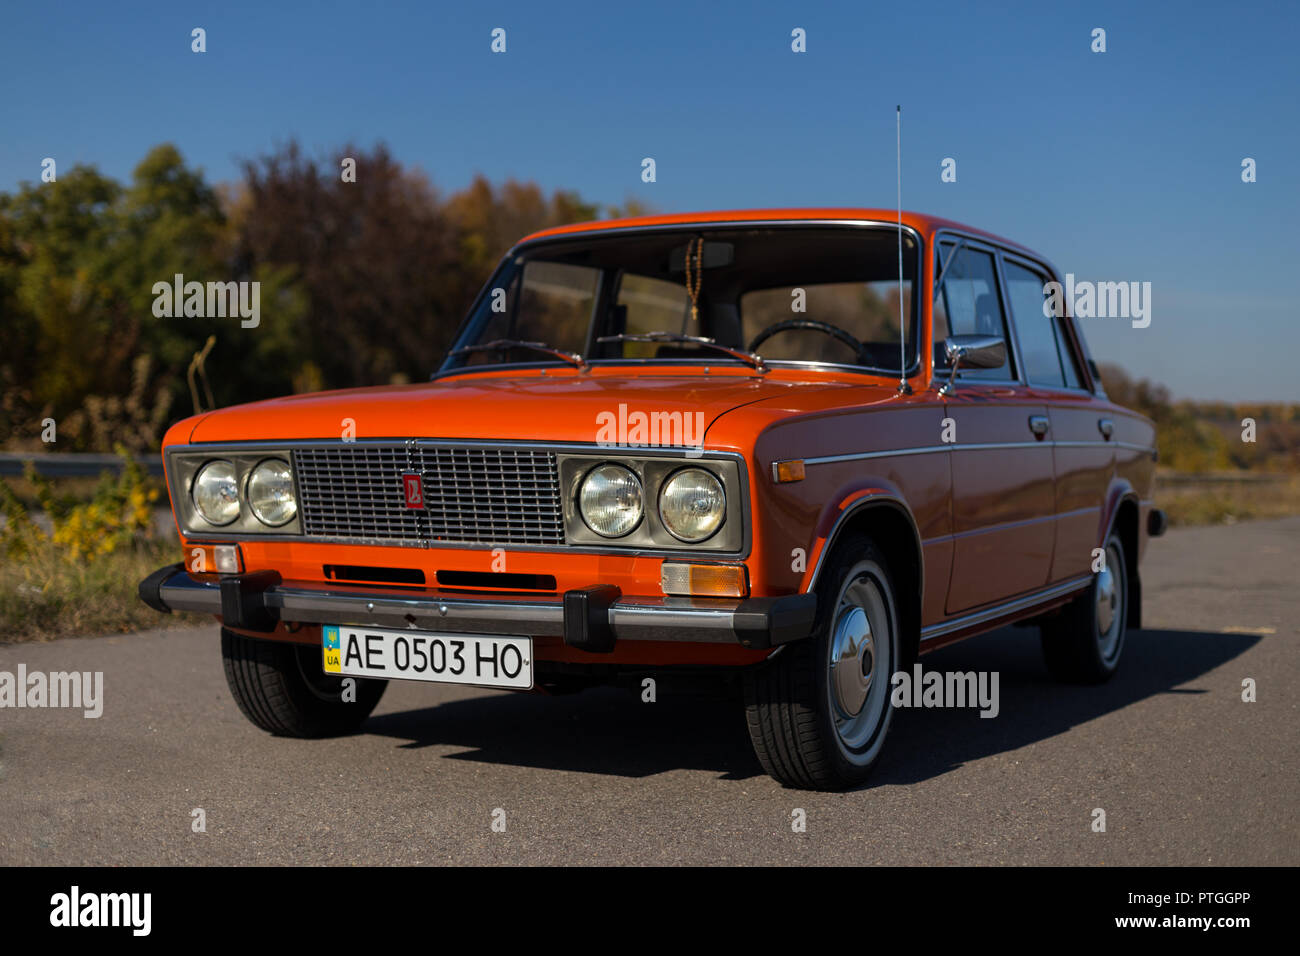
[597, 332, 766, 372]
[450, 339, 586, 369]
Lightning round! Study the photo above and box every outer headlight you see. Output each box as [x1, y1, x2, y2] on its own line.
[658, 468, 725, 542]
[192, 460, 240, 526]
[247, 458, 297, 527]
[579, 464, 643, 537]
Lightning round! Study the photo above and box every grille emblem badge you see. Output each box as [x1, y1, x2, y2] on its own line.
[402, 473, 425, 509]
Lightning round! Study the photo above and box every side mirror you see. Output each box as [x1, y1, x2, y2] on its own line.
[938, 335, 1005, 395]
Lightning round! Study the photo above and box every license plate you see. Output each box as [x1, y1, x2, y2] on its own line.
[322, 625, 533, 689]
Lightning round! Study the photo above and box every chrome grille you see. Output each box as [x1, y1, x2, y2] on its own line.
[293, 444, 565, 546]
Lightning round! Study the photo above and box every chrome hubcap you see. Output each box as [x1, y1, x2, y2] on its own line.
[830, 606, 873, 717]
[826, 569, 893, 756]
[1095, 566, 1116, 634]
[1095, 541, 1123, 660]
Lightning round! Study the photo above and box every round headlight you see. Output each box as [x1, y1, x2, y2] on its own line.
[659, 468, 725, 542]
[579, 464, 643, 537]
[192, 460, 240, 526]
[247, 459, 297, 527]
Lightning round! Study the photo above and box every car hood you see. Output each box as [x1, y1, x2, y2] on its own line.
[183, 370, 843, 446]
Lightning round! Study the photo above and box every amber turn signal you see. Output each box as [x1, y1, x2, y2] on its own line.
[660, 562, 749, 598]
[772, 459, 806, 483]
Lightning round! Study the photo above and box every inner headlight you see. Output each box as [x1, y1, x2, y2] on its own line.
[658, 468, 725, 542]
[247, 458, 297, 527]
[579, 464, 643, 537]
[192, 460, 240, 526]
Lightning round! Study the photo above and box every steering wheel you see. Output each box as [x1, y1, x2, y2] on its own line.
[748, 319, 866, 358]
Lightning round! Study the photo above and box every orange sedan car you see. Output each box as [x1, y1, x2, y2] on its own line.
[139, 209, 1165, 790]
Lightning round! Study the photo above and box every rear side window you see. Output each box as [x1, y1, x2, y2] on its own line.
[933, 243, 1013, 380]
[1003, 260, 1082, 388]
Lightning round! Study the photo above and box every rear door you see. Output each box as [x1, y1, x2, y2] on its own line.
[1000, 253, 1113, 583]
[936, 237, 1055, 613]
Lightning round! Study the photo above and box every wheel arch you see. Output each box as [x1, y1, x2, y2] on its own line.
[806, 493, 924, 667]
[1101, 486, 1142, 632]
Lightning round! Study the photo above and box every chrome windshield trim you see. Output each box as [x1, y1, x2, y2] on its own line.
[436, 219, 926, 382]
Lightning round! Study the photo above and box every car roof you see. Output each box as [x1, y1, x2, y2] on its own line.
[518, 208, 1044, 261]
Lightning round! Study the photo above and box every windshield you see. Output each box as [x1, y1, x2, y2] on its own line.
[439, 225, 920, 375]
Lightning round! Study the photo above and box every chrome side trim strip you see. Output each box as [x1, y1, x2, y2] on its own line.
[804, 445, 951, 465]
[920, 575, 1092, 641]
[803, 439, 1152, 467]
[1054, 505, 1101, 520]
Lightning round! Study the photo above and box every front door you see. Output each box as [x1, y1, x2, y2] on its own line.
[934, 239, 1055, 613]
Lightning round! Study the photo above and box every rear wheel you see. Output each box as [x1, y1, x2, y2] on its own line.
[221, 628, 387, 736]
[1040, 532, 1128, 683]
[743, 535, 899, 790]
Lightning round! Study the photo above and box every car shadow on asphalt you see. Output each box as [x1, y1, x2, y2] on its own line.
[360, 626, 1258, 787]
[869, 626, 1258, 788]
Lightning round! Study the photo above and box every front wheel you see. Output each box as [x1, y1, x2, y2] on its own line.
[743, 535, 900, 790]
[1040, 532, 1129, 683]
[221, 628, 387, 737]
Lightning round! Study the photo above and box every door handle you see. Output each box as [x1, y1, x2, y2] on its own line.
[1098, 418, 1114, 439]
[1028, 415, 1050, 438]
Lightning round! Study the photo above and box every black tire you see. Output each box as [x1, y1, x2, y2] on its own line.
[1040, 531, 1129, 684]
[221, 628, 387, 737]
[743, 535, 900, 790]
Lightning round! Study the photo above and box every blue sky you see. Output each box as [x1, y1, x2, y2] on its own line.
[2, 0, 1296, 401]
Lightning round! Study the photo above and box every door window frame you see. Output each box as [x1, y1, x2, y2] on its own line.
[932, 229, 1023, 388]
[995, 247, 1095, 396]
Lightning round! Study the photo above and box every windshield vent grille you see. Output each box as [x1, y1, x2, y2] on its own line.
[293, 444, 565, 547]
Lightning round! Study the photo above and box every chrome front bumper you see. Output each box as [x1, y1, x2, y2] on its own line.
[139, 564, 816, 651]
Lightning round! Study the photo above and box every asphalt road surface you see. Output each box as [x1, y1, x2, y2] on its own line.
[2, 518, 1296, 865]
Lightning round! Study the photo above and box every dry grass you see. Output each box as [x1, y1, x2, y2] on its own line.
[0, 538, 185, 643]
[1, 463, 186, 643]
[1155, 472, 1300, 527]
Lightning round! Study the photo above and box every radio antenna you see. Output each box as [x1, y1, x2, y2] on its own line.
[895, 105, 910, 395]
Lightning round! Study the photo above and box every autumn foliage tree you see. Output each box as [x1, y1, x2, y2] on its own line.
[234, 145, 601, 392]
[1, 141, 606, 449]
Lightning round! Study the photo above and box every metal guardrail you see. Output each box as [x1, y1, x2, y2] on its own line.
[0, 452, 165, 477]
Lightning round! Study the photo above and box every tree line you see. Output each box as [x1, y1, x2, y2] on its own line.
[0, 142, 642, 451]
[1, 145, 1294, 475]
[1097, 363, 1298, 473]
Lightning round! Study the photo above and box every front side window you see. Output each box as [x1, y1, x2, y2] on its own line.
[933, 242, 1014, 380]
